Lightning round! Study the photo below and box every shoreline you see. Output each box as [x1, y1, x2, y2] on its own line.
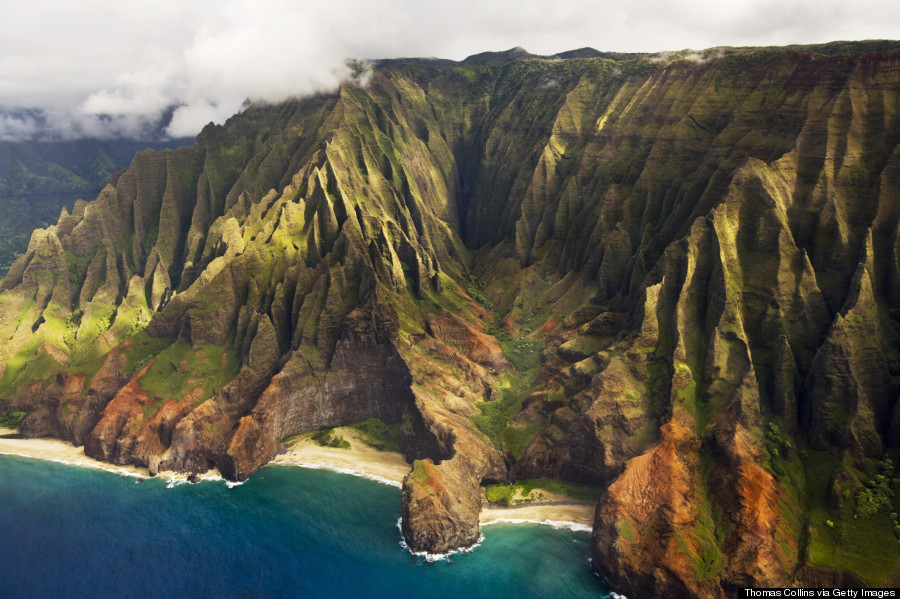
[271, 427, 410, 488]
[273, 427, 596, 529]
[0, 426, 596, 530]
[480, 503, 594, 530]
[0, 427, 226, 485]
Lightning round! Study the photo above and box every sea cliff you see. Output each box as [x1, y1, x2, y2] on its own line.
[3, 41, 900, 596]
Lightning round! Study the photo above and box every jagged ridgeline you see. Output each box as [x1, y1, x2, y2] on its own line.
[3, 41, 900, 597]
[0, 138, 192, 276]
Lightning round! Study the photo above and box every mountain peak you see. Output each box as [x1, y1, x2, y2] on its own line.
[3, 43, 900, 595]
[460, 46, 535, 65]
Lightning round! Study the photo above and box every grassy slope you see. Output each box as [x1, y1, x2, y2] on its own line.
[1, 44, 899, 586]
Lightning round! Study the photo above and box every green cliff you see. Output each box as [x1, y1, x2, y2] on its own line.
[3, 41, 900, 597]
[0, 138, 191, 276]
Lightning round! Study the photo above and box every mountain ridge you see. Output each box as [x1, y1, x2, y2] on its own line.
[2, 41, 900, 596]
[0, 137, 192, 275]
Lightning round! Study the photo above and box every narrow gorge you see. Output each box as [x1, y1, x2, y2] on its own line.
[2, 42, 900, 597]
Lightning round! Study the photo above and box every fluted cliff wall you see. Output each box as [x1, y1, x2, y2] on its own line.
[3, 42, 900, 596]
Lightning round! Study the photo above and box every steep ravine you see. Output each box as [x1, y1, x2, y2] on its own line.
[0, 137, 193, 276]
[2, 42, 900, 597]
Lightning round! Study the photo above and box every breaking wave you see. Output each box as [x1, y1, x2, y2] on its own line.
[396, 518, 484, 562]
[480, 517, 592, 533]
[271, 460, 402, 488]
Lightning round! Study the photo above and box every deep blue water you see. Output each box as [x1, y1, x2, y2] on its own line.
[0, 456, 611, 598]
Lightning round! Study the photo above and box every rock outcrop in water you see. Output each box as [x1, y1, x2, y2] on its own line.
[3, 41, 900, 596]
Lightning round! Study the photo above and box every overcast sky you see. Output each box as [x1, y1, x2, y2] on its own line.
[1, 0, 898, 140]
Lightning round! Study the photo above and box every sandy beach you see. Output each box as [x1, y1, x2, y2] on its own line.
[272, 427, 411, 487]
[1, 427, 147, 477]
[261, 427, 597, 529]
[0, 425, 409, 488]
[0, 425, 596, 530]
[0, 427, 225, 484]
[480, 502, 594, 529]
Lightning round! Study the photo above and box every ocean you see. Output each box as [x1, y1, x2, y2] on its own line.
[0, 455, 614, 598]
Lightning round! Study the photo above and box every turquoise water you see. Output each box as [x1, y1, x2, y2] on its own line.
[0, 455, 612, 598]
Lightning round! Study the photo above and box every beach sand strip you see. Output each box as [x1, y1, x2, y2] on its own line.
[1, 425, 595, 528]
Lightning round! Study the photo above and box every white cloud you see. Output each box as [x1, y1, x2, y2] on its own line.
[167, 102, 241, 138]
[0, 114, 41, 142]
[1, 0, 898, 140]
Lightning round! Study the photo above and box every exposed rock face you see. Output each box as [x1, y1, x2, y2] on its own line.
[3, 42, 900, 596]
[223, 311, 416, 480]
[401, 456, 484, 554]
[591, 418, 710, 598]
[804, 231, 893, 458]
[401, 388, 507, 553]
[19, 343, 133, 445]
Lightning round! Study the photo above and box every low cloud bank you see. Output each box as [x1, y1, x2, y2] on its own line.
[2, 0, 898, 140]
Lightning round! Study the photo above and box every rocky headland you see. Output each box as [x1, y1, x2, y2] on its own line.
[3, 41, 900, 597]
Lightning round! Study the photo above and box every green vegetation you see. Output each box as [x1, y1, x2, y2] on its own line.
[461, 269, 493, 310]
[762, 422, 793, 478]
[854, 456, 897, 520]
[485, 484, 517, 505]
[473, 325, 545, 453]
[518, 478, 603, 502]
[348, 418, 401, 453]
[0, 410, 27, 429]
[803, 450, 900, 585]
[691, 495, 726, 581]
[122, 333, 176, 375]
[310, 428, 351, 450]
[63, 251, 89, 286]
[500, 415, 546, 458]
[807, 503, 900, 584]
[501, 338, 543, 372]
[473, 375, 530, 448]
[0, 341, 61, 397]
[674, 533, 692, 559]
[484, 478, 602, 504]
[411, 459, 430, 484]
[489, 326, 543, 372]
[618, 518, 636, 543]
[135, 339, 240, 418]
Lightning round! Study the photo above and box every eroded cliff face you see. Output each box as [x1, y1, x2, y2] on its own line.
[0, 138, 193, 277]
[2, 42, 900, 595]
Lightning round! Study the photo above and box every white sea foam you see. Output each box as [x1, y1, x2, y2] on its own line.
[0, 450, 144, 479]
[396, 518, 484, 562]
[271, 460, 402, 488]
[0, 449, 233, 488]
[163, 474, 217, 488]
[194, 476, 241, 487]
[480, 517, 592, 533]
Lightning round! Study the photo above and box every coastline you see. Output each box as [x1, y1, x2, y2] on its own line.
[271, 427, 410, 488]
[480, 502, 594, 530]
[0, 425, 596, 530]
[0, 427, 226, 485]
[274, 427, 596, 529]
